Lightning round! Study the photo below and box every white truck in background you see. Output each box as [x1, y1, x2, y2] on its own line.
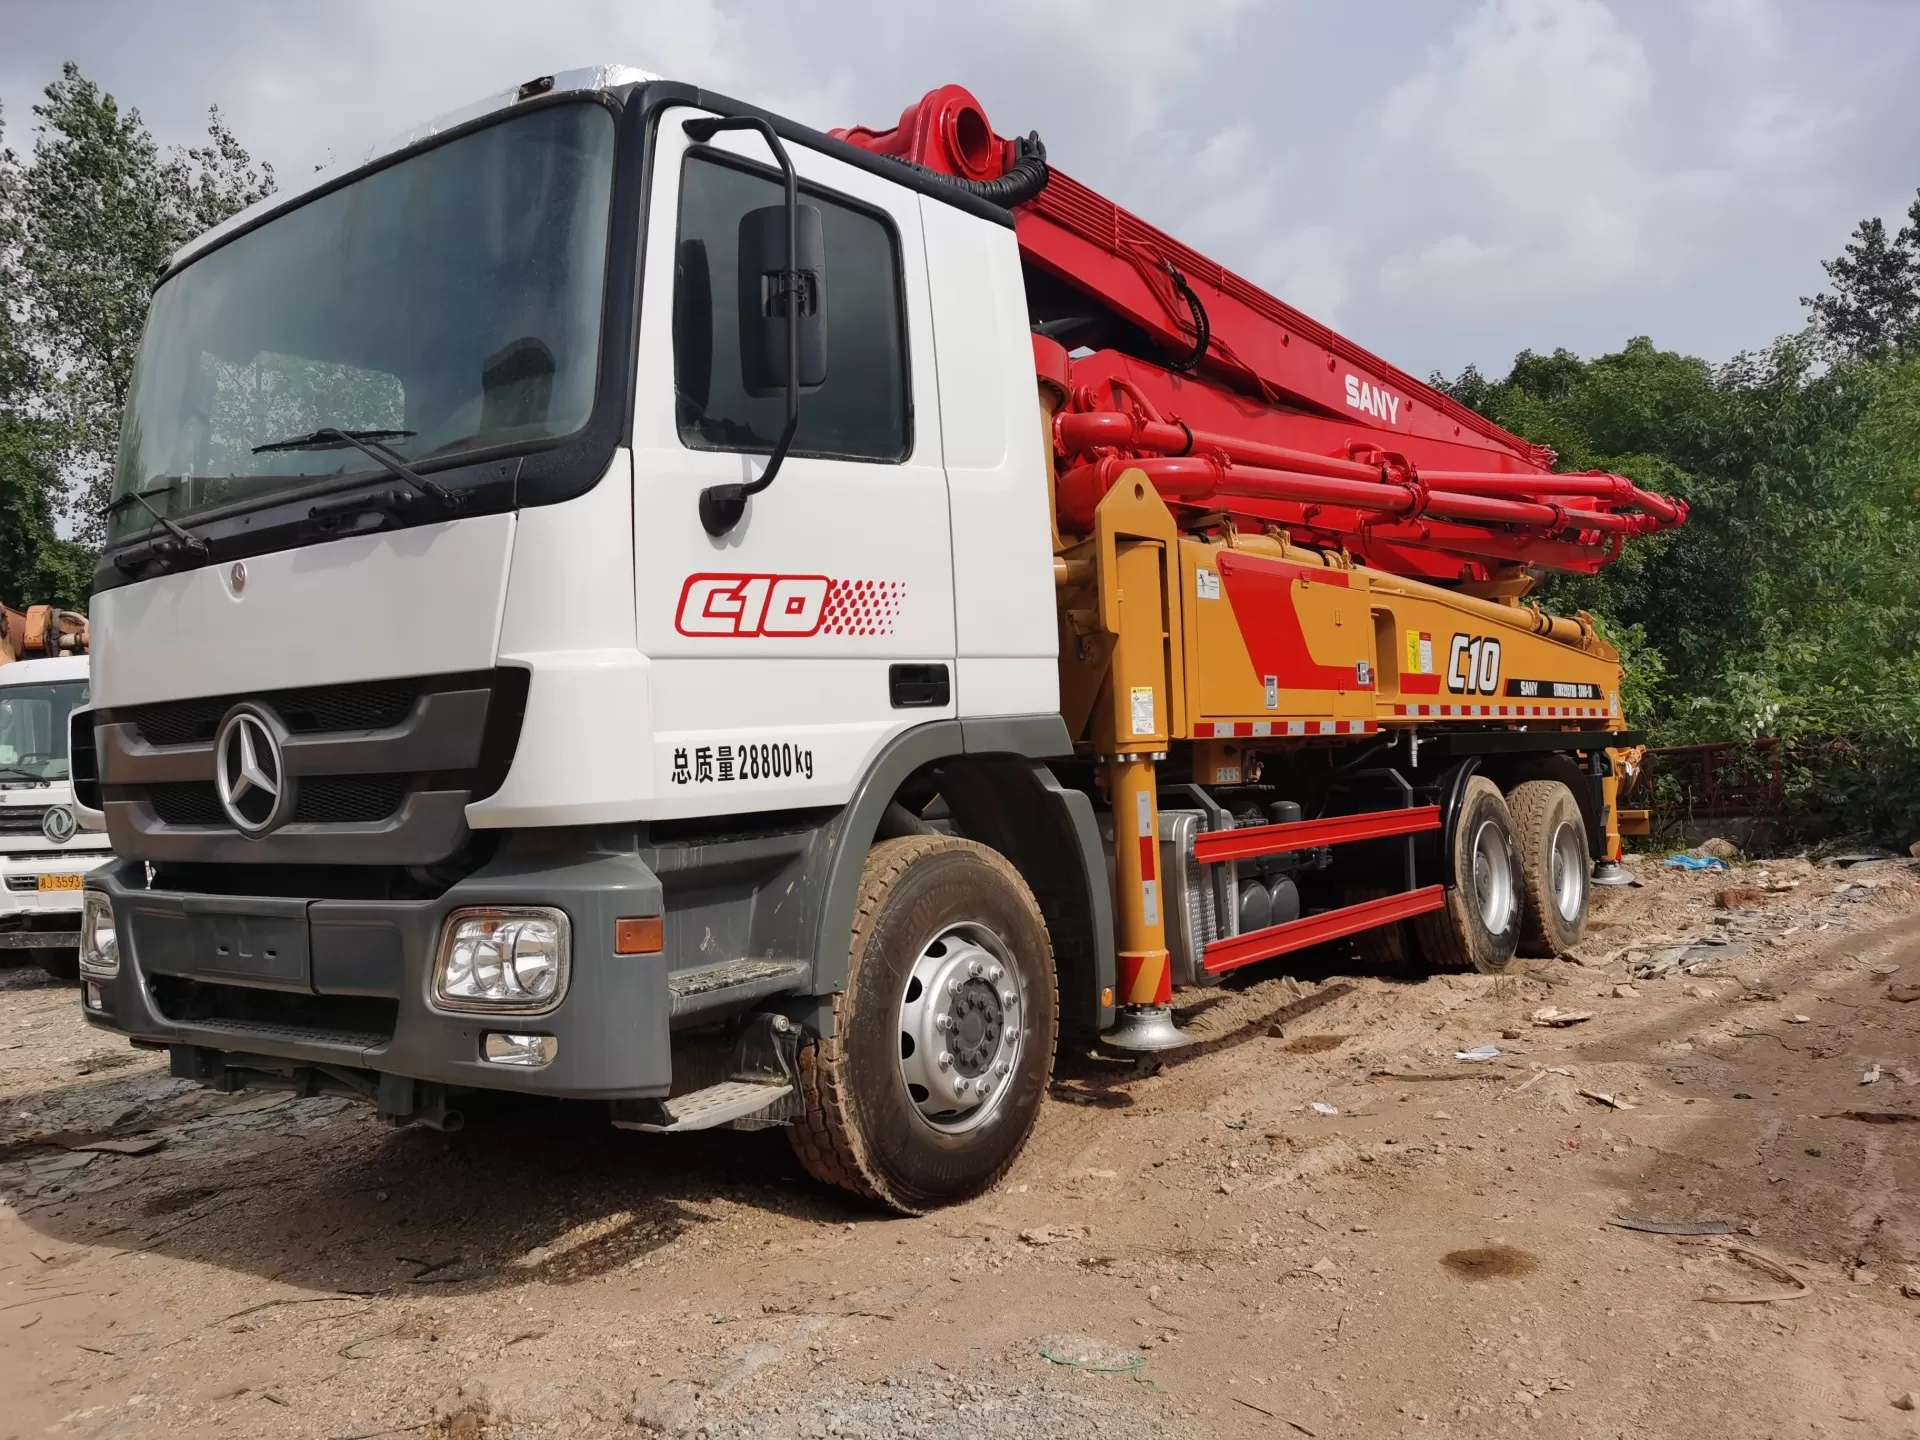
[1, 607, 109, 980]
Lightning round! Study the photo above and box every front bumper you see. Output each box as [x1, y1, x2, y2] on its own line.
[80, 846, 673, 1099]
[0, 846, 114, 948]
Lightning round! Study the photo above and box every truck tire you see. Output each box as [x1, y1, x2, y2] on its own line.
[1508, 779, 1590, 956]
[1415, 776, 1524, 973]
[789, 835, 1058, 1214]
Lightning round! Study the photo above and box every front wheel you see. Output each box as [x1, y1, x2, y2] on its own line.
[1415, 776, 1525, 973]
[789, 836, 1058, 1214]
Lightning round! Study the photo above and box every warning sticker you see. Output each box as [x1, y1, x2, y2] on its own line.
[1130, 685, 1157, 736]
[1406, 629, 1434, 674]
[1195, 568, 1221, 601]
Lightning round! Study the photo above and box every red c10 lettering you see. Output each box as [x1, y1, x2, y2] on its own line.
[676, 574, 830, 637]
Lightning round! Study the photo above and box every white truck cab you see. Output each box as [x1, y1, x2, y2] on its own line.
[76, 68, 1078, 1209]
[0, 654, 112, 978]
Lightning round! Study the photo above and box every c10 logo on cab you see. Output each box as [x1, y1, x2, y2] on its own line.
[1447, 633, 1502, 695]
[677, 574, 830, 637]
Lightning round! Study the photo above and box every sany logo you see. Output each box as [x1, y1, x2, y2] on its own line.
[1343, 374, 1401, 424]
[675, 574, 905, 638]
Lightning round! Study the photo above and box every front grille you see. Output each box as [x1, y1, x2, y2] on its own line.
[150, 975, 397, 1049]
[147, 776, 409, 827]
[0, 805, 50, 835]
[147, 783, 226, 828]
[294, 774, 409, 824]
[101, 668, 521, 868]
[133, 679, 423, 747]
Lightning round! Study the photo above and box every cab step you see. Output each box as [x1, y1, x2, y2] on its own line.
[611, 1080, 794, 1133]
[667, 957, 809, 1022]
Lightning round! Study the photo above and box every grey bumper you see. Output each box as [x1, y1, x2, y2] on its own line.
[81, 846, 672, 1099]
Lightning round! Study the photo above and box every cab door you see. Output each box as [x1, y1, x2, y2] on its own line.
[631, 110, 954, 818]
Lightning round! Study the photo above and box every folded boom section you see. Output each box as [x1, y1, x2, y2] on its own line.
[836, 84, 1685, 580]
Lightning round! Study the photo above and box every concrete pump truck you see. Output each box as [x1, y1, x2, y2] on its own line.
[73, 68, 1683, 1213]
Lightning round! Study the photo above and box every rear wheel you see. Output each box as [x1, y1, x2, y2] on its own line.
[789, 835, 1057, 1214]
[1415, 776, 1524, 973]
[1509, 779, 1591, 956]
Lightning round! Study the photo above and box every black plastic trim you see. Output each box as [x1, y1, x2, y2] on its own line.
[888, 663, 950, 709]
[640, 82, 1019, 232]
[1420, 728, 1641, 758]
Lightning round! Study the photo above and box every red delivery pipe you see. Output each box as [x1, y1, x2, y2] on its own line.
[1056, 411, 1685, 529]
[1418, 469, 1685, 525]
[1055, 454, 1650, 538]
[1057, 410, 1386, 484]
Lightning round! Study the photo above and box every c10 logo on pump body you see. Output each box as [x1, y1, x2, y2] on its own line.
[1447, 633, 1502, 695]
[675, 574, 905, 638]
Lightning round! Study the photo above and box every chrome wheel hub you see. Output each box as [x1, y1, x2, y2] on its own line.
[1471, 818, 1517, 934]
[898, 924, 1025, 1134]
[1549, 820, 1586, 923]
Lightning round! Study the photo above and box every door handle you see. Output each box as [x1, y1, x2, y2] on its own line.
[889, 663, 950, 709]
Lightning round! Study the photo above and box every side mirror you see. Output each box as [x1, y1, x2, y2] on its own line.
[738, 202, 827, 396]
[683, 114, 816, 537]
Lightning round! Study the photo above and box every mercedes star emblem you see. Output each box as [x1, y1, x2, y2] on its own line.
[214, 705, 293, 835]
[230, 561, 247, 594]
[40, 805, 76, 844]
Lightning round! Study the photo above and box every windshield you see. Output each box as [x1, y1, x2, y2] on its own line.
[110, 101, 617, 544]
[0, 680, 86, 782]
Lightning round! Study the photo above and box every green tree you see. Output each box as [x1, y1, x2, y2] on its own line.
[1802, 192, 1920, 361]
[1435, 334, 1920, 843]
[0, 102, 90, 610]
[5, 63, 273, 544]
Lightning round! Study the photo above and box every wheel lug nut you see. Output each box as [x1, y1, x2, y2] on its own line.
[996, 1061, 1010, 1077]
[947, 979, 962, 997]
[1001, 989, 1017, 1008]
[978, 1079, 992, 1096]
[987, 965, 1004, 983]
[937, 1050, 952, 1069]
[968, 960, 984, 978]
[954, 1077, 970, 1094]
[935, 1013, 953, 1032]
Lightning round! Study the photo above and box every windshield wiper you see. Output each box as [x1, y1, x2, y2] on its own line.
[101, 480, 182, 516]
[100, 485, 208, 561]
[253, 427, 415, 453]
[0, 765, 48, 785]
[252, 427, 455, 506]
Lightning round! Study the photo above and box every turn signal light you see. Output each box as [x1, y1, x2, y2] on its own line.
[615, 916, 663, 954]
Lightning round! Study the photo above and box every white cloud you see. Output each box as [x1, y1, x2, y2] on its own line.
[3, 0, 1913, 377]
[1371, 0, 1659, 307]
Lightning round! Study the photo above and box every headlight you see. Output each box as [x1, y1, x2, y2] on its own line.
[80, 891, 118, 978]
[431, 907, 569, 1013]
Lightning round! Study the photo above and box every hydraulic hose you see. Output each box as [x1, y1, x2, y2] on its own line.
[888, 132, 1051, 209]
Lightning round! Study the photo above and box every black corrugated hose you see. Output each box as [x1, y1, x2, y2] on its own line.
[888, 131, 1051, 209]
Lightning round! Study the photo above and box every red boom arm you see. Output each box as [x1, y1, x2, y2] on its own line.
[835, 85, 1685, 579]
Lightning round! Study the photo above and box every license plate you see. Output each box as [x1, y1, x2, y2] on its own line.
[37, 874, 83, 891]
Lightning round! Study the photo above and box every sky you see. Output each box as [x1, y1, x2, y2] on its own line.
[5, 0, 1919, 382]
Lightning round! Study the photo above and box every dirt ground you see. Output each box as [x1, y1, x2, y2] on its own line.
[5, 852, 1920, 1439]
